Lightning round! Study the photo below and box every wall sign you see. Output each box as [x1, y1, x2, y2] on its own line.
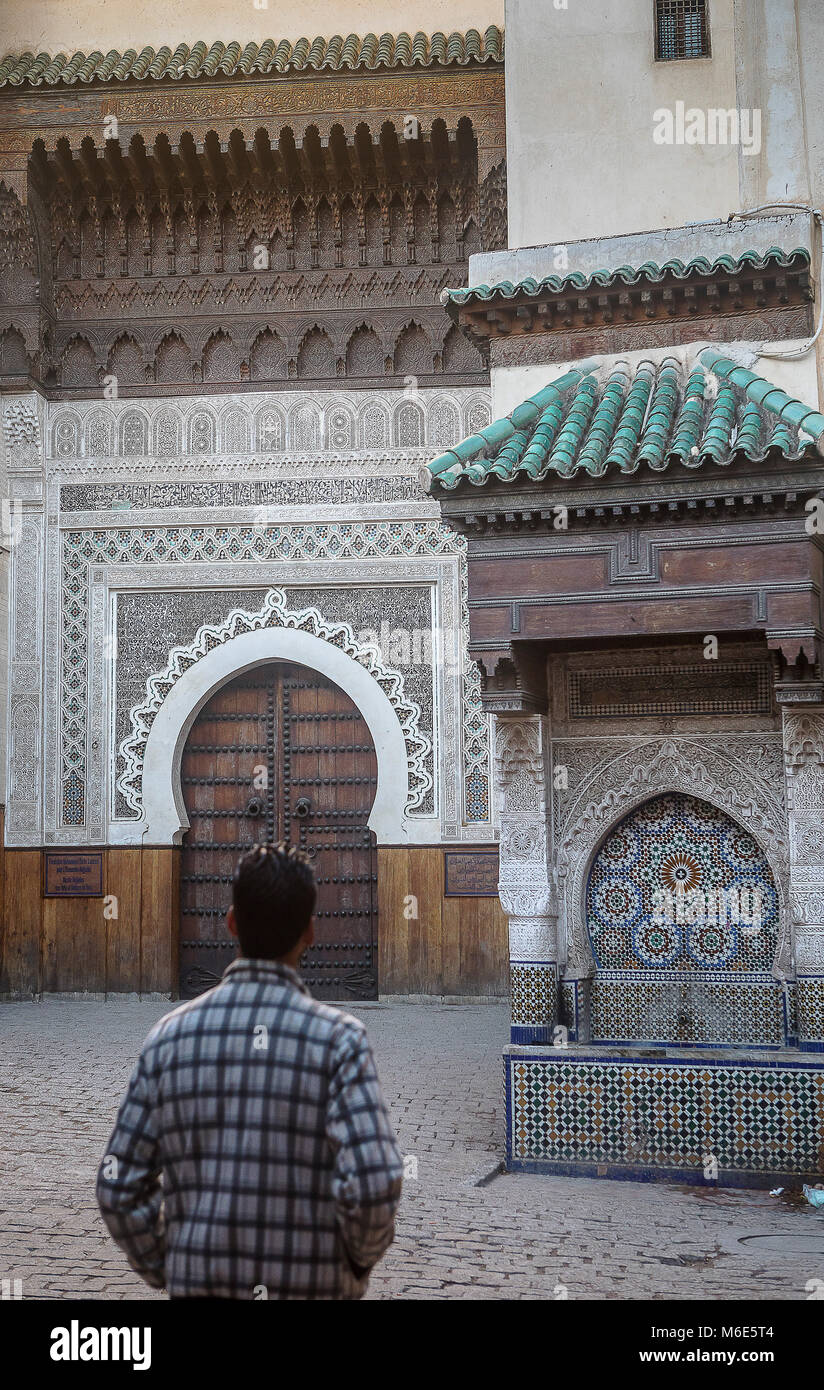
[444, 849, 500, 897]
[43, 850, 104, 898]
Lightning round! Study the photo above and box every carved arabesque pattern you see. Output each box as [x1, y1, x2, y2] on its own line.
[118, 587, 432, 818]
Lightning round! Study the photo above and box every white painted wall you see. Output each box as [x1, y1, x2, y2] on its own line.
[505, 0, 740, 249]
[1, 0, 503, 54]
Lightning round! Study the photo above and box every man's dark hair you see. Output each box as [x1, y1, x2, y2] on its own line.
[231, 843, 317, 960]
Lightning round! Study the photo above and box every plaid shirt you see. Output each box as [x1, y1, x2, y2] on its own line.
[96, 958, 403, 1299]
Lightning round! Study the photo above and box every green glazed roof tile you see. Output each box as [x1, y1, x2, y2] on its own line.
[426, 354, 824, 491]
[442, 246, 811, 307]
[0, 26, 503, 87]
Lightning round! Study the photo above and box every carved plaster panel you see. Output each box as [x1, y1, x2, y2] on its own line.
[6, 514, 44, 841]
[3, 395, 42, 472]
[495, 717, 557, 970]
[114, 583, 436, 819]
[553, 735, 790, 980]
[25, 517, 492, 846]
[45, 388, 491, 463]
[118, 587, 432, 819]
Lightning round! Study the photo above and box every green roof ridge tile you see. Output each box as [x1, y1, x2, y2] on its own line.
[604, 361, 655, 473]
[519, 400, 566, 478]
[148, 46, 172, 79]
[668, 366, 706, 462]
[411, 32, 429, 63]
[27, 51, 52, 81]
[547, 375, 599, 476]
[323, 36, 344, 68]
[576, 366, 630, 476]
[733, 401, 765, 457]
[185, 40, 208, 72]
[131, 47, 155, 78]
[62, 52, 86, 82]
[238, 42, 259, 75]
[701, 384, 738, 461]
[253, 39, 276, 72]
[220, 41, 242, 73]
[426, 362, 598, 484]
[490, 427, 531, 479]
[393, 33, 412, 65]
[637, 359, 680, 469]
[699, 348, 824, 451]
[766, 418, 797, 453]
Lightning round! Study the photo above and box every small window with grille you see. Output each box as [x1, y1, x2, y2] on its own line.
[655, 0, 710, 61]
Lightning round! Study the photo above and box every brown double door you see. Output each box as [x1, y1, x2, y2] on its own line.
[179, 661, 378, 1000]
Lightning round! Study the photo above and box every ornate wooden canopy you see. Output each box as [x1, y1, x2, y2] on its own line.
[0, 53, 505, 394]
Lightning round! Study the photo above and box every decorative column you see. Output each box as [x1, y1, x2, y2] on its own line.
[495, 716, 558, 1044]
[783, 710, 824, 1051]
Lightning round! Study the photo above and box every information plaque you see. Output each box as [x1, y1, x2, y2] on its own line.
[43, 851, 104, 898]
[443, 849, 500, 898]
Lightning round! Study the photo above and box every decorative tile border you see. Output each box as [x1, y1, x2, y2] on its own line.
[797, 977, 824, 1051]
[510, 961, 558, 1038]
[588, 975, 785, 1047]
[505, 1047, 824, 1184]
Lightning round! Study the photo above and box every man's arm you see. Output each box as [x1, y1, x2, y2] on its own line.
[326, 1024, 404, 1275]
[96, 1051, 166, 1289]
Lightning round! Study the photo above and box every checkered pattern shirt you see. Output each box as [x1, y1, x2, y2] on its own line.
[96, 958, 403, 1299]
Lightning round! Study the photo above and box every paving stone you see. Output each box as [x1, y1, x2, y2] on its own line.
[0, 999, 822, 1299]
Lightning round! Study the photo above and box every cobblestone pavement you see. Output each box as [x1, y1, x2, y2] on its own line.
[1, 999, 822, 1300]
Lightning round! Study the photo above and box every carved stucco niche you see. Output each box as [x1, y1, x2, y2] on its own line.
[553, 736, 791, 981]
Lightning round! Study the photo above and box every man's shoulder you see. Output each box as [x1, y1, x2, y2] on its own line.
[139, 981, 367, 1057]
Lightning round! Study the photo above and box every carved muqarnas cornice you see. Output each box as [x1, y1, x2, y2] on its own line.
[1, 94, 506, 391]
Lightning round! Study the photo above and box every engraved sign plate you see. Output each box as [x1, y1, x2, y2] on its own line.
[43, 850, 104, 898]
[444, 849, 500, 897]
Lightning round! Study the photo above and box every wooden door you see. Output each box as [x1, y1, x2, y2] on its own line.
[179, 661, 378, 1000]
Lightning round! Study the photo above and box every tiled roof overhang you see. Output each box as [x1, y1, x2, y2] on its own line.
[441, 247, 814, 349]
[0, 27, 504, 88]
[441, 246, 811, 309]
[424, 351, 824, 492]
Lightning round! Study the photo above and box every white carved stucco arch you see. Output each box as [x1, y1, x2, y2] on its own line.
[558, 740, 791, 981]
[138, 626, 411, 846]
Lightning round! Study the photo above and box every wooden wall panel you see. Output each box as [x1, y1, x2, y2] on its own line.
[0, 843, 504, 998]
[140, 848, 179, 995]
[106, 848, 143, 993]
[0, 846, 179, 996]
[378, 845, 508, 997]
[42, 888, 107, 993]
[376, 845, 410, 996]
[1, 850, 42, 995]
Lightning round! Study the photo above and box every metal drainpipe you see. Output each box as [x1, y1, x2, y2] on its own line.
[727, 202, 824, 361]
